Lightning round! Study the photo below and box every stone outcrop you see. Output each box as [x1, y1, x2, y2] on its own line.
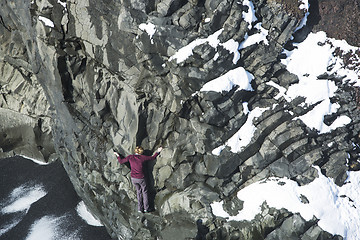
[0, 0, 359, 239]
[311, 0, 360, 47]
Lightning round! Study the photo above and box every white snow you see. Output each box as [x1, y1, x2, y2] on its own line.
[168, 0, 271, 65]
[282, 32, 333, 78]
[25, 215, 81, 240]
[38, 16, 54, 28]
[26, 216, 58, 240]
[19, 154, 50, 165]
[278, 31, 358, 133]
[0, 184, 47, 236]
[0, 221, 20, 236]
[239, 23, 269, 50]
[57, 0, 67, 9]
[76, 201, 103, 226]
[179, 3, 357, 155]
[294, 100, 351, 134]
[221, 39, 240, 64]
[139, 22, 156, 44]
[266, 81, 290, 101]
[211, 166, 360, 239]
[299, 0, 310, 11]
[1, 185, 47, 214]
[242, 0, 257, 28]
[203, 5, 360, 238]
[200, 67, 254, 93]
[168, 28, 242, 65]
[169, 29, 223, 64]
[239, 0, 269, 49]
[212, 107, 268, 155]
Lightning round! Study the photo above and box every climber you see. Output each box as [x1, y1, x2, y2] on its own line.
[114, 146, 163, 213]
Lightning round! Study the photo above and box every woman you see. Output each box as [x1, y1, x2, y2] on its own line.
[114, 146, 162, 213]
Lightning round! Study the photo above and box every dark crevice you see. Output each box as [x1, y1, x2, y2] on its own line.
[0, 15, 11, 32]
[292, 0, 320, 43]
[57, 56, 74, 103]
[136, 100, 150, 146]
[166, 0, 188, 17]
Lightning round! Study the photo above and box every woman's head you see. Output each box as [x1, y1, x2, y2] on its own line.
[134, 146, 144, 155]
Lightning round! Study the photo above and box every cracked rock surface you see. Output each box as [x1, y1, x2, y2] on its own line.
[0, 0, 359, 239]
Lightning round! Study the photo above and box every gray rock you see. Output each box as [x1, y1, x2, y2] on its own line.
[265, 214, 310, 240]
[0, 0, 357, 239]
[223, 197, 243, 216]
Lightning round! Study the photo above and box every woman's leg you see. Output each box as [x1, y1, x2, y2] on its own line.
[131, 178, 144, 211]
[138, 179, 149, 211]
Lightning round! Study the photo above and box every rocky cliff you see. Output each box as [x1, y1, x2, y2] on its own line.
[1, 0, 359, 239]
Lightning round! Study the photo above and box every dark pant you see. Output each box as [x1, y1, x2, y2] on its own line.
[131, 177, 149, 211]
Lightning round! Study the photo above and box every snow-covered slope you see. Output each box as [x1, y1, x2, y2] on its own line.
[205, 7, 360, 240]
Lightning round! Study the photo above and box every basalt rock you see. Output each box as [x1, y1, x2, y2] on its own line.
[0, 0, 359, 239]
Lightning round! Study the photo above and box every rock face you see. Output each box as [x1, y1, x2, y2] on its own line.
[312, 0, 360, 47]
[0, 0, 359, 239]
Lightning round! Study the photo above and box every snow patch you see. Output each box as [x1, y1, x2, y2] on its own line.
[0, 221, 20, 236]
[26, 216, 58, 240]
[169, 0, 270, 65]
[39, 16, 54, 28]
[57, 0, 67, 9]
[242, 0, 257, 28]
[200, 67, 254, 93]
[139, 22, 156, 44]
[2, 184, 47, 214]
[239, 23, 269, 49]
[19, 154, 49, 165]
[169, 29, 223, 64]
[212, 107, 269, 155]
[220, 39, 240, 64]
[279, 31, 357, 133]
[76, 201, 103, 226]
[211, 166, 360, 240]
[25, 215, 80, 240]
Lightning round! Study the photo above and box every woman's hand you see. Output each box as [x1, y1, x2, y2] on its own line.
[113, 151, 119, 157]
[156, 147, 163, 153]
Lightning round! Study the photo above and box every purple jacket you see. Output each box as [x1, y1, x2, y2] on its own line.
[117, 152, 159, 179]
